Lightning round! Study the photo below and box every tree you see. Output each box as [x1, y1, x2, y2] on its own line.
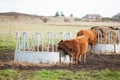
[60, 11, 65, 16]
[55, 11, 59, 17]
[70, 14, 73, 17]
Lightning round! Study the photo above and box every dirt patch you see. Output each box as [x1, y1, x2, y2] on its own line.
[0, 50, 120, 71]
[0, 50, 14, 61]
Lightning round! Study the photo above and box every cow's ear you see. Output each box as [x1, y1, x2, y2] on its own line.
[60, 40, 63, 42]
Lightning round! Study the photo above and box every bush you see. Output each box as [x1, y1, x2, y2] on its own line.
[64, 18, 70, 22]
[41, 18, 48, 23]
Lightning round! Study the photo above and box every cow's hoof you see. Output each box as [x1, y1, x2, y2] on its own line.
[90, 52, 94, 54]
[69, 63, 73, 66]
[78, 61, 81, 65]
[83, 62, 86, 65]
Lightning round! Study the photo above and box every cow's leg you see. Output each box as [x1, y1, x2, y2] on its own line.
[83, 54, 86, 64]
[75, 53, 79, 65]
[69, 56, 72, 65]
[90, 44, 94, 54]
[79, 54, 81, 63]
[73, 56, 75, 64]
[79, 55, 82, 63]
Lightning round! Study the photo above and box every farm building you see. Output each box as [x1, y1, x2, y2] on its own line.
[112, 13, 120, 21]
[82, 14, 102, 21]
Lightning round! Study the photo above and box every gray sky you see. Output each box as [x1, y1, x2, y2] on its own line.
[0, 0, 120, 18]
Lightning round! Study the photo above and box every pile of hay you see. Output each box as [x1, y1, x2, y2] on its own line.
[30, 44, 57, 52]
[91, 26, 120, 44]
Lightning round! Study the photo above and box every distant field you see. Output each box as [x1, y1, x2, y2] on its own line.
[0, 21, 120, 38]
[0, 22, 88, 38]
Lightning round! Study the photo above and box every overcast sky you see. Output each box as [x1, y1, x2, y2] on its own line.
[0, 0, 120, 18]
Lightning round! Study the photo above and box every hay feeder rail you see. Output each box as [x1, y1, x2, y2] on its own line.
[94, 29, 120, 54]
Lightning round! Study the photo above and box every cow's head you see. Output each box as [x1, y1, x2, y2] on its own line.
[57, 40, 76, 57]
[91, 26, 106, 38]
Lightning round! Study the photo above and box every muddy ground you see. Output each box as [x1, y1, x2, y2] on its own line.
[0, 50, 120, 71]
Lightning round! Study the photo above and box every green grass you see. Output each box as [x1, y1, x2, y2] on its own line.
[0, 69, 21, 80]
[0, 69, 33, 80]
[0, 35, 16, 51]
[33, 69, 73, 80]
[0, 34, 59, 51]
[0, 69, 120, 80]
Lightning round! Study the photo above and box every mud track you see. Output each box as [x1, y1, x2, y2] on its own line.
[0, 50, 120, 71]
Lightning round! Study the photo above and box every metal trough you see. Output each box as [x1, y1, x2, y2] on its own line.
[14, 50, 60, 64]
[14, 32, 72, 64]
[14, 50, 70, 64]
[93, 30, 120, 54]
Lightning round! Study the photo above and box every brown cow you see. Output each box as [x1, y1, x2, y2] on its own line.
[77, 29, 97, 54]
[58, 36, 88, 65]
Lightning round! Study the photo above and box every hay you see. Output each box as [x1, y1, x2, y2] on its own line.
[91, 26, 119, 44]
[30, 44, 57, 52]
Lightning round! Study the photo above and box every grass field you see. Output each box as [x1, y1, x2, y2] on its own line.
[0, 23, 88, 37]
[1, 22, 120, 37]
[0, 69, 120, 80]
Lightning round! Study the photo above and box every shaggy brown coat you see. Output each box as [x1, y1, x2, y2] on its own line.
[77, 29, 97, 54]
[58, 36, 88, 64]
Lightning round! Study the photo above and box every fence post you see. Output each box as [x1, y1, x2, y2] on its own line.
[22, 32, 29, 51]
[37, 32, 42, 52]
[16, 32, 19, 50]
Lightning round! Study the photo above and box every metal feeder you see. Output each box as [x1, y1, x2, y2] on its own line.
[14, 32, 72, 64]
